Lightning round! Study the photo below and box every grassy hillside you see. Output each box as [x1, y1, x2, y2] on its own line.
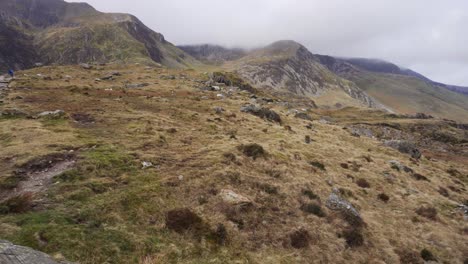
[0, 64, 466, 263]
[349, 72, 468, 122]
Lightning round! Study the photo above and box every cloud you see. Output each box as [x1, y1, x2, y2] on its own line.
[73, 0, 468, 85]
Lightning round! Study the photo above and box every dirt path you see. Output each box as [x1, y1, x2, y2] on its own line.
[0, 155, 76, 202]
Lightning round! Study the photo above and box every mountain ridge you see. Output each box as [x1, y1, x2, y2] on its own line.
[0, 0, 199, 70]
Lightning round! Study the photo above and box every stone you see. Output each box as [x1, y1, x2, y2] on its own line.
[326, 188, 363, 226]
[240, 104, 282, 123]
[214, 106, 225, 114]
[219, 189, 252, 206]
[101, 75, 114, 80]
[384, 140, 421, 159]
[125, 83, 149, 89]
[0, 240, 71, 264]
[348, 126, 374, 138]
[389, 160, 413, 173]
[37, 110, 65, 118]
[295, 112, 313, 121]
[141, 161, 153, 169]
[80, 63, 92, 70]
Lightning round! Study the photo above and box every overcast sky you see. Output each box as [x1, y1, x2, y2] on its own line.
[74, 0, 468, 86]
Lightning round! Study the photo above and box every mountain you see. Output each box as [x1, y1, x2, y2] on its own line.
[223, 41, 383, 109]
[316, 55, 468, 121]
[0, 0, 199, 71]
[178, 44, 246, 64]
[338, 57, 468, 96]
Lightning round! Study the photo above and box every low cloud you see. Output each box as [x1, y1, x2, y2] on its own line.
[76, 0, 468, 85]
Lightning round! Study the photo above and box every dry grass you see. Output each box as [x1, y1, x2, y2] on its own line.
[0, 64, 466, 263]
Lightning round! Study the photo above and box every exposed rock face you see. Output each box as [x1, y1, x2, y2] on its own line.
[234, 41, 382, 108]
[0, 240, 69, 264]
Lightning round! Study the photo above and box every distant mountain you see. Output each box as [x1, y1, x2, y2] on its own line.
[178, 44, 246, 64]
[228, 40, 383, 109]
[315, 55, 468, 121]
[0, 0, 199, 71]
[335, 57, 468, 96]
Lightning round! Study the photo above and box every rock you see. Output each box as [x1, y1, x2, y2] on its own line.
[219, 189, 252, 206]
[326, 188, 363, 226]
[141, 161, 153, 169]
[34, 62, 44, 67]
[382, 171, 396, 183]
[80, 63, 92, 70]
[384, 140, 421, 159]
[37, 110, 65, 118]
[0, 240, 70, 264]
[348, 126, 374, 138]
[101, 75, 113, 80]
[214, 107, 225, 114]
[295, 112, 313, 121]
[109, 72, 121, 76]
[125, 83, 149, 89]
[216, 93, 225, 99]
[240, 104, 282, 123]
[319, 116, 333, 124]
[389, 160, 413, 173]
[456, 203, 468, 220]
[212, 86, 221, 91]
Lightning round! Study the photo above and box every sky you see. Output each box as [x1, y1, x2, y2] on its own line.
[73, 0, 468, 86]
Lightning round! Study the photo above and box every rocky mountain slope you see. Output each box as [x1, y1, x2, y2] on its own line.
[224, 41, 383, 109]
[0, 0, 199, 71]
[316, 55, 468, 121]
[178, 44, 246, 65]
[0, 64, 467, 264]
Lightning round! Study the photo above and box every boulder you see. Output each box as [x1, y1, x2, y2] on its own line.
[0, 240, 71, 264]
[389, 160, 413, 173]
[240, 104, 281, 123]
[37, 110, 65, 118]
[384, 140, 421, 159]
[326, 188, 363, 226]
[294, 112, 313, 121]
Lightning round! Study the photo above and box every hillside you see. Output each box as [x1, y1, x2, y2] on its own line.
[219, 41, 383, 109]
[316, 55, 468, 122]
[178, 44, 246, 65]
[0, 64, 467, 264]
[0, 0, 199, 71]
